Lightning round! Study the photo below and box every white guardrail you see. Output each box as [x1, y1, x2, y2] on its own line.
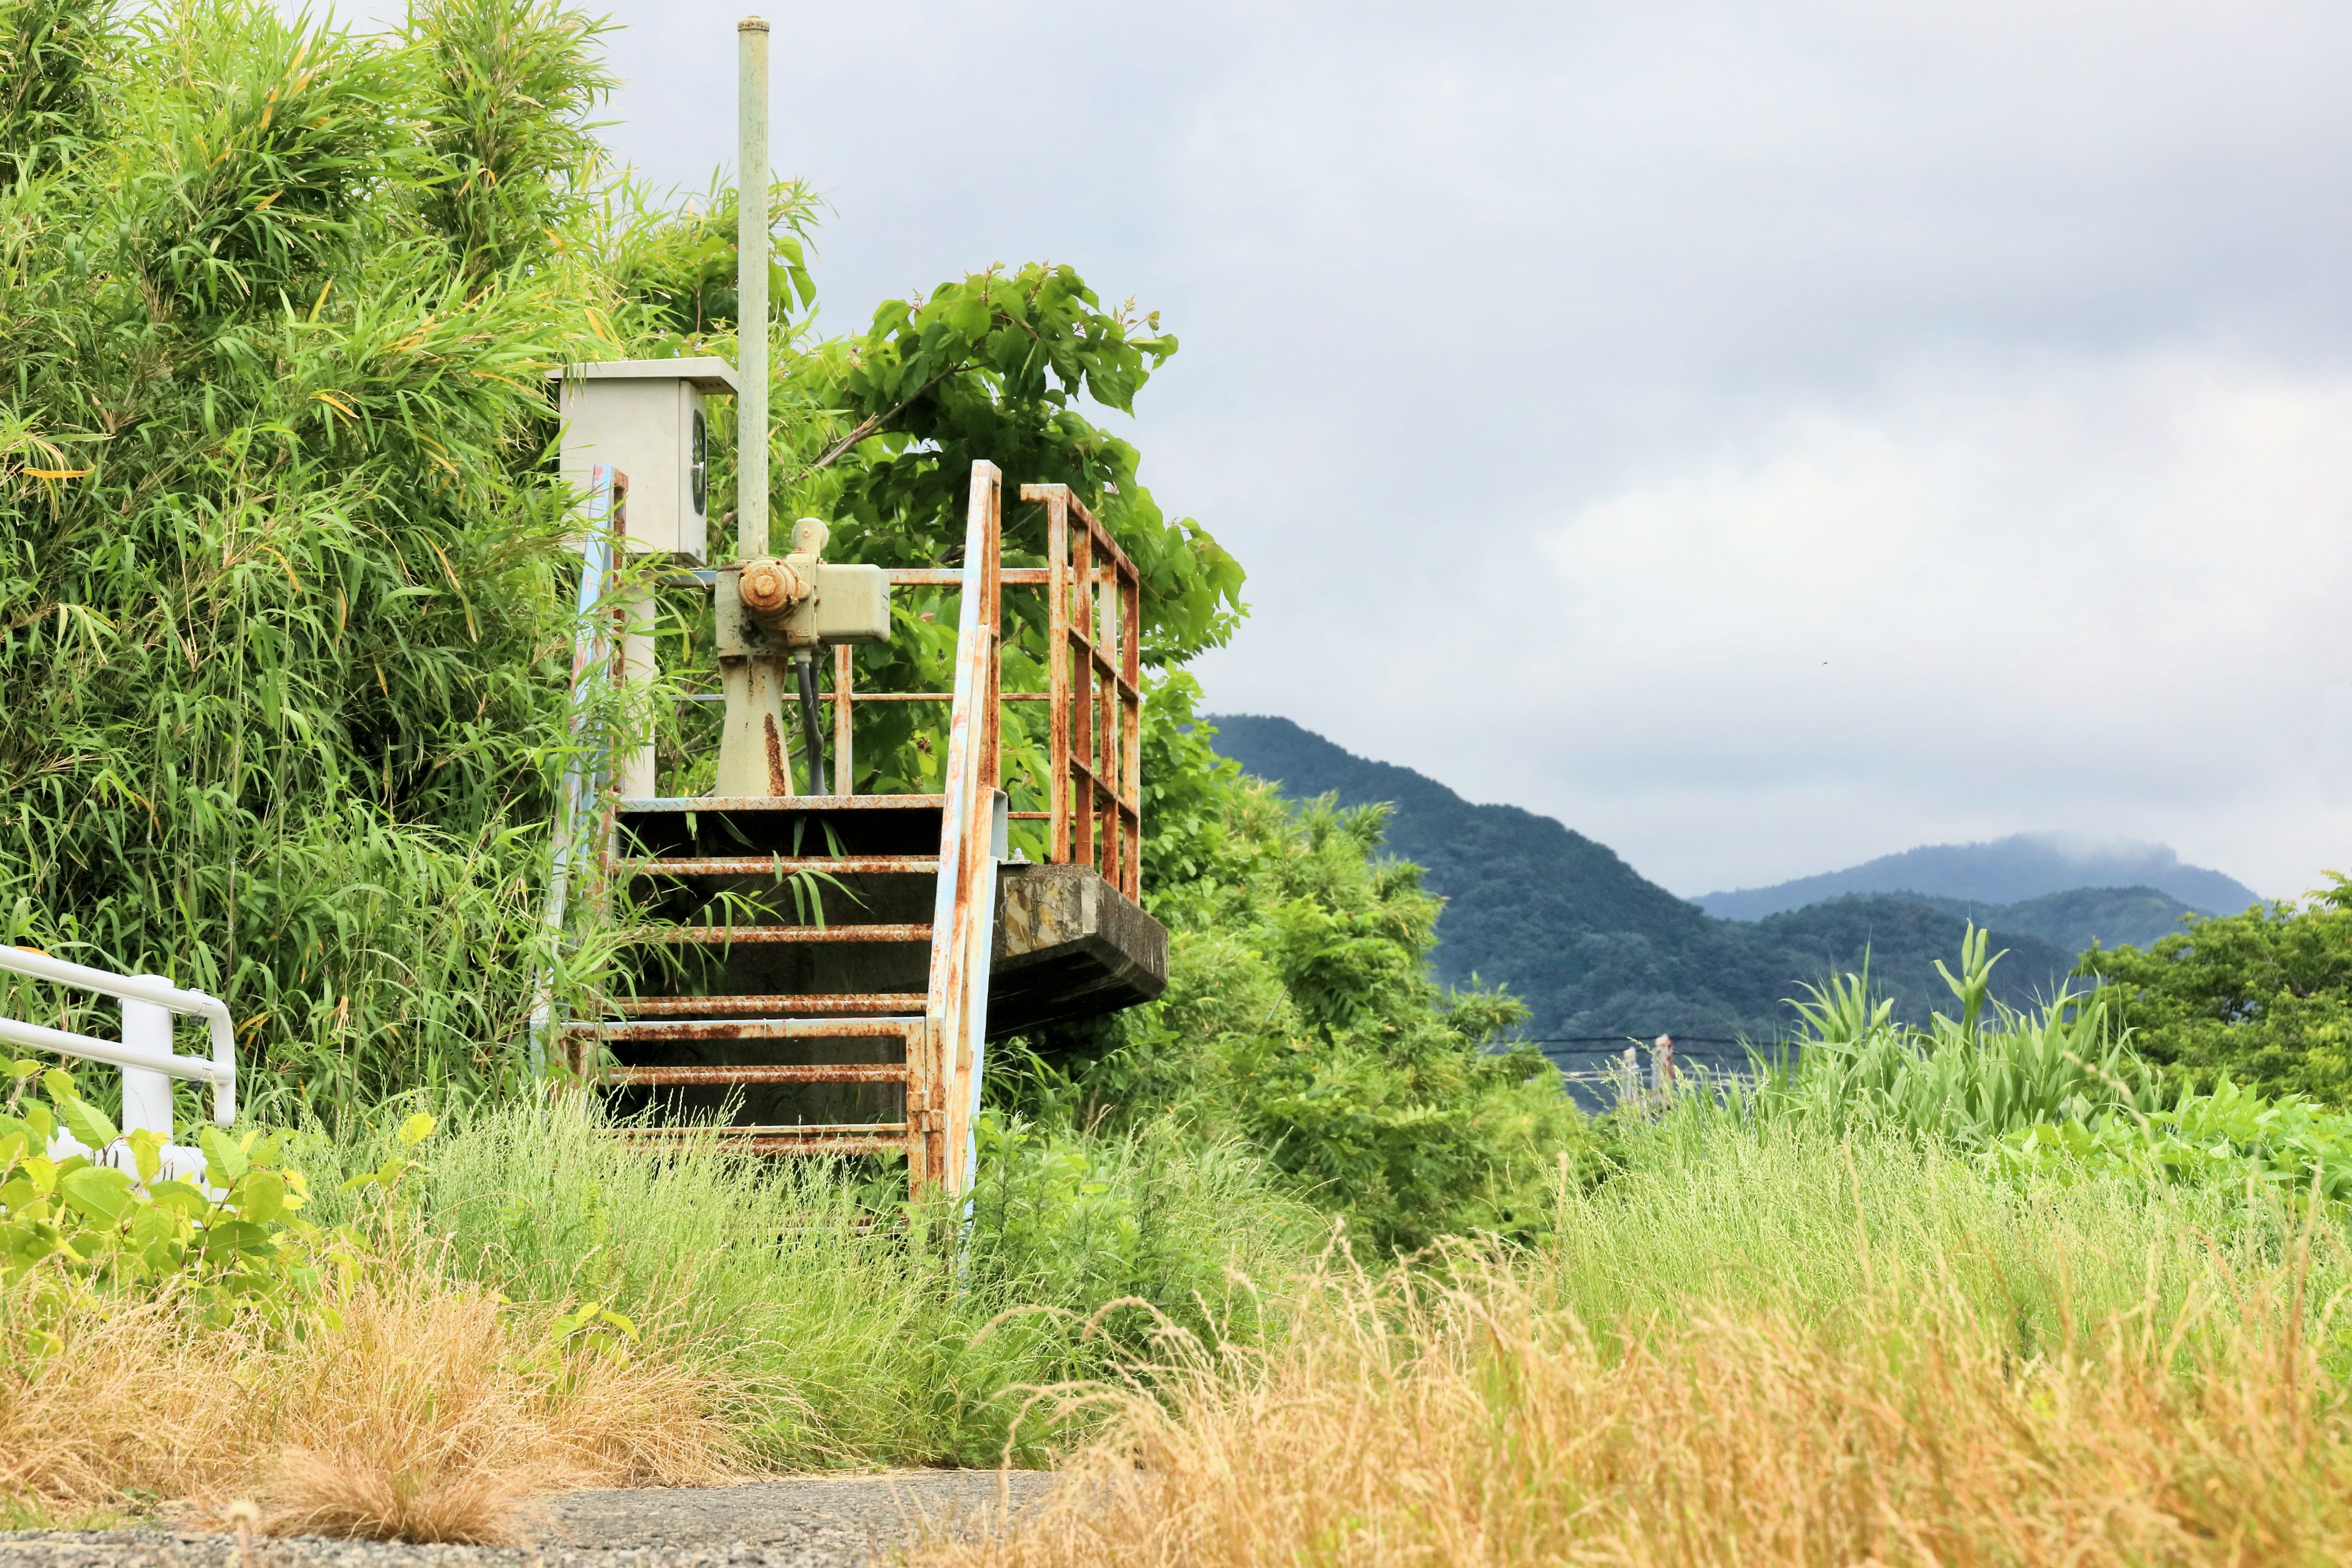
[0, 946, 237, 1178]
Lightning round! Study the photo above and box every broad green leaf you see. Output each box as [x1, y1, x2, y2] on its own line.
[397, 1112, 436, 1147]
[147, 1180, 211, 1218]
[126, 1128, 163, 1186]
[239, 1170, 285, 1225]
[57, 1096, 119, 1153]
[199, 1126, 247, 1183]
[41, 1068, 78, 1104]
[58, 1165, 136, 1226]
[199, 1219, 271, 1256]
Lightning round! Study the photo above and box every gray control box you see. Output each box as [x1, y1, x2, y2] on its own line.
[550, 357, 737, 564]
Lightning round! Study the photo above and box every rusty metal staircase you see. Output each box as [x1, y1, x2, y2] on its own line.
[551, 462, 1161, 1200]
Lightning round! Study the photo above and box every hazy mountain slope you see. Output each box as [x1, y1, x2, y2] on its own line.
[1907, 886, 2203, 954]
[1698, 835, 2258, 921]
[1205, 715, 2060, 1038]
[1758, 897, 2078, 1014]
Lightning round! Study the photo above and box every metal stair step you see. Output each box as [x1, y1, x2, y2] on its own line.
[617, 1124, 910, 1155]
[565, 1016, 920, 1042]
[617, 795, 948, 812]
[607, 992, 929, 1018]
[627, 922, 932, 944]
[597, 1064, 909, 1086]
[613, 855, 940, 876]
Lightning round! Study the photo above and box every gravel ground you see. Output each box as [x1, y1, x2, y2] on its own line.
[0, 1472, 1057, 1568]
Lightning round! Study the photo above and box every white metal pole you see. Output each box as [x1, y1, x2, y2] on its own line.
[737, 16, 770, 563]
[120, 982, 175, 1142]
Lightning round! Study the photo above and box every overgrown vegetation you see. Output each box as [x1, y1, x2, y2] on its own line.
[0, 0, 617, 1112]
[2081, 872, 2352, 1107]
[917, 1132, 2352, 1568]
[1006, 699, 1581, 1252]
[15, 0, 2352, 1558]
[0, 0, 1242, 1115]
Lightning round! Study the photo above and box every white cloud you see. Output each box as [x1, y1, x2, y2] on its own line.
[1201, 349, 2352, 897]
[578, 0, 2352, 901]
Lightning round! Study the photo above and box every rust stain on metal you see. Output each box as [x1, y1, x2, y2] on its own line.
[616, 794, 947, 812]
[587, 459, 1152, 1206]
[618, 856, 938, 877]
[601, 1064, 905, 1085]
[762, 712, 790, 794]
[609, 992, 925, 1017]
[631, 922, 932, 944]
[570, 1016, 919, 1041]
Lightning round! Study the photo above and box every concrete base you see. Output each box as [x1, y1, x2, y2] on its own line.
[990, 863, 1168, 1037]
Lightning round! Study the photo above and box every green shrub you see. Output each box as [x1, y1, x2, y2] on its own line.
[2078, 873, 2352, 1106]
[1029, 714, 1588, 1254]
[0, 1061, 317, 1316]
[1664, 925, 2352, 1210]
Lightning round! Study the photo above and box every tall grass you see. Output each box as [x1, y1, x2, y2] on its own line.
[0, 1253, 741, 1540]
[295, 1094, 1326, 1468]
[920, 1120, 2352, 1568]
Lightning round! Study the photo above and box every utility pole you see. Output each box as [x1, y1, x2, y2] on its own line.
[713, 15, 793, 796]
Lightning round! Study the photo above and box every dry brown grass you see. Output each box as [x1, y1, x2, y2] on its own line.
[916, 1246, 2352, 1568]
[0, 1261, 743, 1542]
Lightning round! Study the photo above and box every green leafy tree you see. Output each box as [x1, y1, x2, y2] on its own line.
[1011, 704, 1581, 1253]
[2078, 875, 2352, 1105]
[603, 196, 1245, 810]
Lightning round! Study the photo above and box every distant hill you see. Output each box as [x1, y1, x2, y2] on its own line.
[1205, 715, 2078, 1041]
[1904, 886, 2204, 954]
[1698, 834, 2257, 922]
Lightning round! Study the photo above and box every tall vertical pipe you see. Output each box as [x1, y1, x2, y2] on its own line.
[736, 17, 769, 562]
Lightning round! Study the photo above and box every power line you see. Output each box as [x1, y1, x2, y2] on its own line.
[1518, 1036, 1752, 1047]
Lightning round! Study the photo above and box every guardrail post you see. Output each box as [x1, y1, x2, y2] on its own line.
[121, 981, 175, 1143]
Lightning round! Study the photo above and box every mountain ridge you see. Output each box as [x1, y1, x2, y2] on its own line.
[1699, 834, 2258, 921]
[1204, 714, 2094, 1040]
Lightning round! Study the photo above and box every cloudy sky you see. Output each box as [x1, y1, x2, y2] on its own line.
[585, 0, 2352, 900]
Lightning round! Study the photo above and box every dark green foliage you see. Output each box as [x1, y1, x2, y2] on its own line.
[1205, 716, 1784, 1038]
[2079, 875, 2352, 1106]
[0, 0, 616, 1115]
[1016, 696, 1584, 1253]
[0, 0, 110, 183]
[1207, 714, 2067, 1037]
[1901, 884, 2204, 954]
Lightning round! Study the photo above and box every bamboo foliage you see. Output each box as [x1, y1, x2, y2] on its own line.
[0, 0, 618, 1117]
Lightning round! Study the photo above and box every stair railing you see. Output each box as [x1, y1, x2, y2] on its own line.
[528, 464, 627, 1074]
[923, 461, 1006, 1196]
[1022, 483, 1143, 901]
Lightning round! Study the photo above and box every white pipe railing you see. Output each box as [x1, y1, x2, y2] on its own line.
[0, 946, 238, 1131]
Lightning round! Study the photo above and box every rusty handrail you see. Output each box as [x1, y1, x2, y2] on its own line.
[1023, 483, 1142, 901]
[813, 492, 1140, 905]
[919, 461, 1006, 1197]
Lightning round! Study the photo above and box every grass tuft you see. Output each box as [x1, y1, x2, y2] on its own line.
[0, 1253, 738, 1540]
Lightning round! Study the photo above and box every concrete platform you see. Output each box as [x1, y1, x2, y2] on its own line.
[990, 863, 1167, 1036]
